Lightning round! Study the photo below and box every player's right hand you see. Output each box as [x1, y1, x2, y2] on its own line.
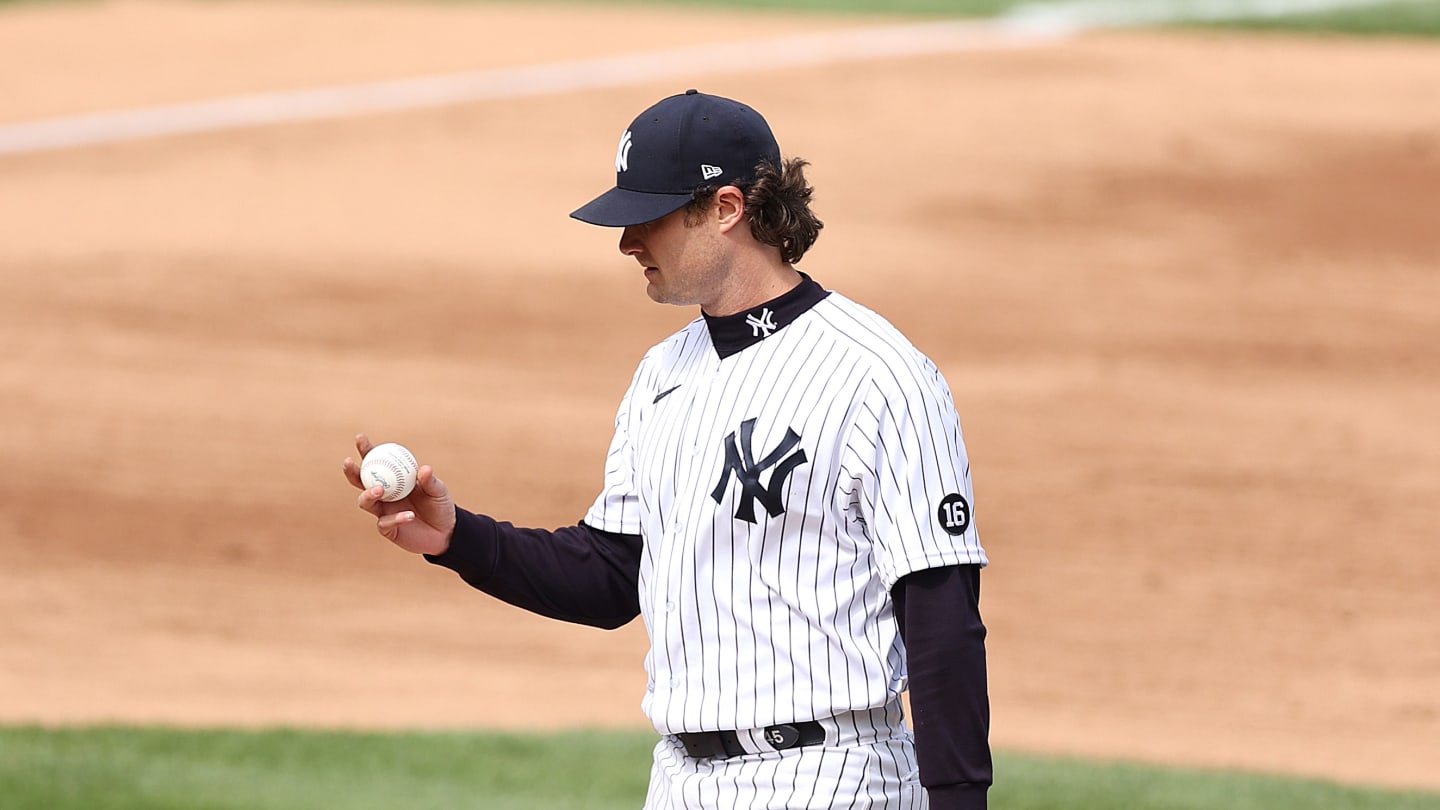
[343, 433, 456, 556]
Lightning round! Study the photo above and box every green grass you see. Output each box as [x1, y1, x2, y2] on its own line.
[0, 726, 656, 810]
[1195, 2, 1440, 37]
[3, 725, 1439, 810]
[996, 751, 1440, 810]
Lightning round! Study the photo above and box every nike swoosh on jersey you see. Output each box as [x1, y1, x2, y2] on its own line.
[652, 385, 682, 404]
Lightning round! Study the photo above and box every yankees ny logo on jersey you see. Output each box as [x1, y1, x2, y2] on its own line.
[711, 418, 807, 523]
[745, 308, 778, 338]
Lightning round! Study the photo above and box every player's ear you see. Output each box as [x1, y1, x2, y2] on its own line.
[713, 185, 746, 233]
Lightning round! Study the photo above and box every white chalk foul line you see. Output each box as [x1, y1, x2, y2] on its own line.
[0, 18, 1075, 157]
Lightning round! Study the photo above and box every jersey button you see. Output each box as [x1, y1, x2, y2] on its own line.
[665, 601, 676, 612]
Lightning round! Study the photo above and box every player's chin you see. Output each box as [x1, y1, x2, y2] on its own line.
[643, 269, 666, 303]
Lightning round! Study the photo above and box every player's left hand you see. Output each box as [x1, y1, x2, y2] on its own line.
[343, 433, 456, 556]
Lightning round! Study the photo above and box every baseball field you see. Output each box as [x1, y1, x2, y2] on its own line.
[1, 0, 1438, 807]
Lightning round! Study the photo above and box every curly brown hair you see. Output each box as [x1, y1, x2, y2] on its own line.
[684, 157, 824, 264]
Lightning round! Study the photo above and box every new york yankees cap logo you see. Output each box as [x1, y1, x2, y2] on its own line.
[571, 89, 782, 228]
[615, 130, 634, 173]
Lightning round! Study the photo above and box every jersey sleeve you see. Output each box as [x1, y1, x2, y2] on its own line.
[582, 355, 648, 536]
[424, 510, 642, 629]
[848, 358, 987, 590]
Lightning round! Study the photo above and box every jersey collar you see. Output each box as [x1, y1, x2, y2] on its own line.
[702, 272, 829, 359]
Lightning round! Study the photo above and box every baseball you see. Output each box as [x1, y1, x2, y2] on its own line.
[360, 442, 419, 502]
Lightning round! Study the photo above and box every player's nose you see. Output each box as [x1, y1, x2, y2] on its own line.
[618, 225, 645, 256]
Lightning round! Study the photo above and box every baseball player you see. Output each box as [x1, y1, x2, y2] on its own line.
[344, 90, 991, 809]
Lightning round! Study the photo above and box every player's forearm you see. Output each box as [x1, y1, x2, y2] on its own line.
[424, 507, 643, 629]
[894, 564, 992, 809]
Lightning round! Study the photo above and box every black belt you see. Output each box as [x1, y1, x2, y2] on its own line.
[675, 720, 826, 759]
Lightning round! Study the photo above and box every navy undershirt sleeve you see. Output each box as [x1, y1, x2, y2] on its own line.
[894, 564, 992, 810]
[423, 506, 643, 630]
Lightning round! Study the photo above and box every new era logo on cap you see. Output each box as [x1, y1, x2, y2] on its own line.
[571, 89, 782, 227]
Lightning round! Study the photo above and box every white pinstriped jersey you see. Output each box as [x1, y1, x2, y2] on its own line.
[584, 280, 986, 736]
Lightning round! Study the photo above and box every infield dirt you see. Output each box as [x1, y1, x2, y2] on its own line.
[2, 0, 1438, 793]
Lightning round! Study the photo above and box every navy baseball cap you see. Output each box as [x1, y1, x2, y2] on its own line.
[570, 89, 781, 227]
